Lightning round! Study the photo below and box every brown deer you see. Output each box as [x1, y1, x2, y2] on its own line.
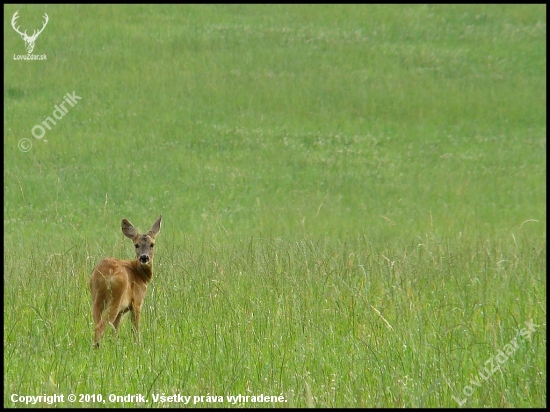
[90, 216, 162, 348]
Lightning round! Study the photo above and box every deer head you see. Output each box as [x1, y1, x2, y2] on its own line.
[11, 11, 49, 54]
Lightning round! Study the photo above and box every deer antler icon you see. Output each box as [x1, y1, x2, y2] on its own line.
[11, 11, 49, 54]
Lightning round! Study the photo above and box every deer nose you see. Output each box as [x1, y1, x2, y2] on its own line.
[139, 255, 149, 264]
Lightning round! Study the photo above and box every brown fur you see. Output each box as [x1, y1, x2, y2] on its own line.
[90, 216, 162, 348]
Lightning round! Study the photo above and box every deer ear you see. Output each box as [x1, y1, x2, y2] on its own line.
[148, 215, 162, 237]
[122, 219, 138, 239]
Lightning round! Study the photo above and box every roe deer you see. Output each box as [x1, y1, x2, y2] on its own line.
[90, 216, 162, 348]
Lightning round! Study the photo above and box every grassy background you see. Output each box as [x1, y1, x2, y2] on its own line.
[4, 4, 546, 407]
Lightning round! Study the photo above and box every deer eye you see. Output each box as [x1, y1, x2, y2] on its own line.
[135, 244, 139, 248]
[151, 244, 155, 248]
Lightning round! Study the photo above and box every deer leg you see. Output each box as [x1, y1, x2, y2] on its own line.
[112, 307, 130, 331]
[92, 295, 108, 349]
[130, 307, 141, 344]
[94, 296, 123, 348]
[106, 296, 123, 330]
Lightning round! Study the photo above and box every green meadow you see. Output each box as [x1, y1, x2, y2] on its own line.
[4, 4, 546, 407]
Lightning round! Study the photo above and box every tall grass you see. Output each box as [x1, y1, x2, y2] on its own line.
[4, 4, 546, 407]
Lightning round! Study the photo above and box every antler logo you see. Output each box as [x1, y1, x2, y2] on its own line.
[11, 11, 49, 54]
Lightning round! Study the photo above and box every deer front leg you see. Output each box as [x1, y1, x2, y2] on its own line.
[130, 306, 141, 344]
[131, 288, 147, 344]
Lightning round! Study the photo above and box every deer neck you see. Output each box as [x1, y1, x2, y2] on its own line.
[131, 260, 154, 283]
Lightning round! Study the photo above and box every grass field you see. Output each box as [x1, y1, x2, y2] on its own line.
[4, 4, 546, 407]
